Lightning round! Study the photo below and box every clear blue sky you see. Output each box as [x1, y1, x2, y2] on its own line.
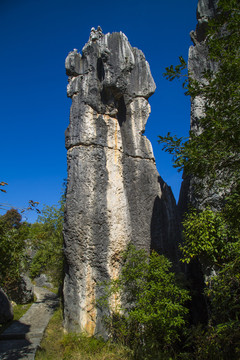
[0, 0, 198, 223]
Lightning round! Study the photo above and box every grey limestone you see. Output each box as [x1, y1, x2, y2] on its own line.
[7, 275, 34, 305]
[178, 0, 220, 325]
[0, 288, 13, 324]
[63, 27, 180, 336]
[34, 274, 53, 289]
[178, 0, 219, 214]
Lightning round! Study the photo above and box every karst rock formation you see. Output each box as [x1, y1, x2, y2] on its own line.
[178, 0, 219, 325]
[178, 0, 219, 216]
[63, 27, 180, 335]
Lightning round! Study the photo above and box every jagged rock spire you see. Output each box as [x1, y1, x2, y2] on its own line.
[63, 29, 180, 336]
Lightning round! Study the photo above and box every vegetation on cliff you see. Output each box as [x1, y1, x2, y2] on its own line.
[159, 0, 240, 358]
[1, 0, 239, 358]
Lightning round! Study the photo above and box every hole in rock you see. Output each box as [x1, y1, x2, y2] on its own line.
[97, 58, 105, 82]
[117, 96, 126, 126]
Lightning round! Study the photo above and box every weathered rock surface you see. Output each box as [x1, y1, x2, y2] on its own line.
[178, 0, 219, 325]
[0, 288, 13, 324]
[34, 274, 53, 289]
[7, 275, 34, 305]
[63, 27, 180, 336]
[178, 0, 219, 215]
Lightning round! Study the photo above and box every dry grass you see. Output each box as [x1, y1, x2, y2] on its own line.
[36, 307, 132, 360]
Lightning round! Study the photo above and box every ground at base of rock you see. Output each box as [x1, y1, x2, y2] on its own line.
[0, 286, 58, 360]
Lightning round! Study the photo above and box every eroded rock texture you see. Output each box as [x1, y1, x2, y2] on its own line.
[63, 28, 179, 335]
[178, 0, 219, 216]
[178, 0, 219, 325]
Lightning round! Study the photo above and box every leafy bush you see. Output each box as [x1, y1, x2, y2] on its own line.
[0, 209, 30, 292]
[180, 206, 240, 359]
[180, 207, 236, 266]
[99, 244, 190, 359]
[28, 201, 64, 288]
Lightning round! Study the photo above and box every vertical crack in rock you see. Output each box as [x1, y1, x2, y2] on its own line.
[63, 27, 180, 336]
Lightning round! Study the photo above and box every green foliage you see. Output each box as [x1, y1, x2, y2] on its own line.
[159, 1, 240, 357]
[1, 208, 22, 229]
[179, 206, 240, 359]
[60, 333, 130, 360]
[180, 207, 240, 358]
[189, 321, 240, 360]
[99, 245, 190, 359]
[35, 307, 131, 360]
[28, 199, 64, 287]
[164, 56, 188, 88]
[208, 253, 240, 324]
[159, 0, 240, 196]
[13, 301, 34, 321]
[0, 209, 30, 292]
[180, 207, 237, 265]
[0, 182, 65, 296]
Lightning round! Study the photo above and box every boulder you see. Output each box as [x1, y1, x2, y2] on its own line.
[0, 288, 13, 324]
[8, 275, 34, 304]
[34, 274, 53, 288]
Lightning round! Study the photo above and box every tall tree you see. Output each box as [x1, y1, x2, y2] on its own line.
[0, 209, 29, 292]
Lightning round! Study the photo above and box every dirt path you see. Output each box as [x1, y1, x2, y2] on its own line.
[0, 286, 59, 360]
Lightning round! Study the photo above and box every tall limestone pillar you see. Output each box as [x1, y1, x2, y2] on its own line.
[63, 27, 179, 335]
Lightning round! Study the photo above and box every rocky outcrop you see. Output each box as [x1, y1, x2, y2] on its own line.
[63, 27, 180, 335]
[34, 274, 53, 289]
[178, 0, 219, 215]
[0, 288, 13, 324]
[7, 275, 34, 304]
[178, 0, 219, 325]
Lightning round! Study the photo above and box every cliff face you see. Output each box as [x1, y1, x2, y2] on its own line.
[63, 27, 180, 335]
[178, 0, 219, 325]
[178, 0, 219, 216]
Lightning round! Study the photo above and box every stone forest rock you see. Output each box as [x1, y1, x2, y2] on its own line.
[63, 27, 180, 336]
[0, 288, 13, 324]
[178, 0, 219, 325]
[34, 274, 53, 289]
[7, 275, 34, 304]
[178, 0, 219, 216]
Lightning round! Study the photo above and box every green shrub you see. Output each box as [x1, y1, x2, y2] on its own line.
[0, 209, 30, 292]
[28, 202, 64, 288]
[180, 207, 235, 266]
[99, 244, 190, 359]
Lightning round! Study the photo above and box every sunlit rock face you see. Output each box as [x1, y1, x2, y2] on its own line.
[178, 0, 219, 216]
[63, 28, 179, 336]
